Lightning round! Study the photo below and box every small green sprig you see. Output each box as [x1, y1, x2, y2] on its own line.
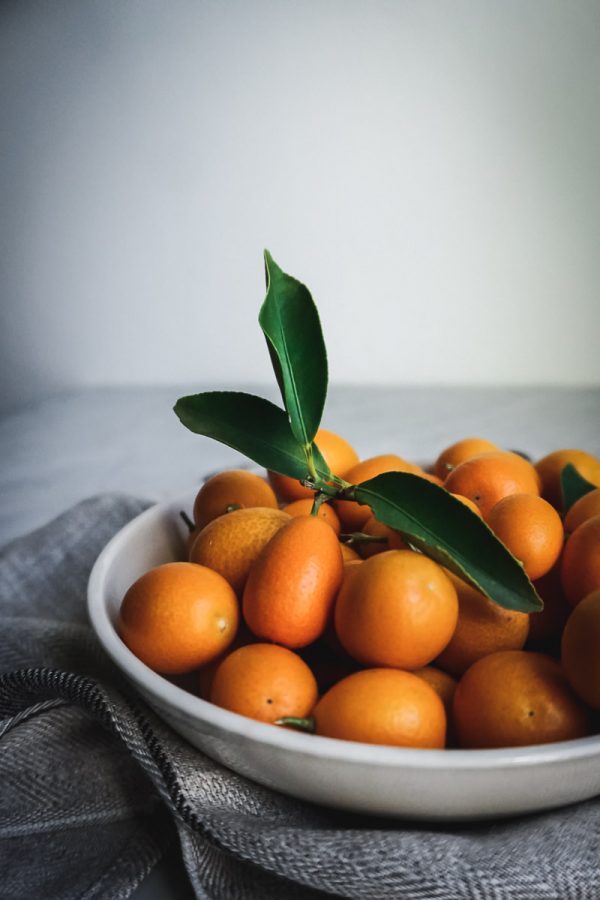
[174, 251, 542, 613]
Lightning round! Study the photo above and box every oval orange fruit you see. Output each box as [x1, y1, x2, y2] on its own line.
[189, 506, 290, 596]
[561, 588, 600, 710]
[210, 643, 318, 724]
[334, 550, 458, 669]
[451, 494, 483, 517]
[412, 666, 457, 719]
[561, 514, 600, 606]
[564, 488, 600, 534]
[339, 543, 362, 562]
[444, 451, 540, 518]
[528, 563, 571, 646]
[313, 668, 446, 748]
[193, 469, 278, 529]
[284, 498, 341, 534]
[453, 650, 590, 749]
[243, 515, 344, 648]
[486, 493, 564, 581]
[435, 572, 529, 677]
[119, 562, 239, 674]
[357, 514, 407, 559]
[434, 437, 499, 480]
[534, 449, 600, 510]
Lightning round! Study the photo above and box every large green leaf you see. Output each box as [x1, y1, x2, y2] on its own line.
[259, 251, 328, 448]
[174, 391, 330, 481]
[354, 472, 542, 612]
[560, 462, 597, 514]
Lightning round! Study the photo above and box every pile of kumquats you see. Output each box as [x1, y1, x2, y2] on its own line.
[118, 434, 600, 751]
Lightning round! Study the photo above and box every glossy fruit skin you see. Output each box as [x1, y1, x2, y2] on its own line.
[561, 514, 600, 606]
[535, 449, 600, 510]
[564, 488, 600, 534]
[435, 572, 529, 677]
[243, 516, 344, 648]
[341, 558, 364, 577]
[268, 428, 360, 502]
[189, 507, 290, 596]
[333, 454, 422, 532]
[357, 514, 407, 559]
[209, 643, 318, 724]
[415, 470, 445, 487]
[412, 666, 457, 718]
[185, 526, 200, 555]
[313, 668, 446, 748]
[444, 451, 540, 518]
[284, 498, 341, 534]
[434, 438, 499, 480]
[561, 588, 600, 710]
[453, 650, 590, 749]
[486, 493, 564, 581]
[197, 621, 256, 699]
[339, 543, 362, 562]
[321, 559, 363, 656]
[193, 469, 278, 530]
[334, 550, 458, 669]
[528, 563, 571, 646]
[119, 562, 239, 674]
[451, 494, 483, 517]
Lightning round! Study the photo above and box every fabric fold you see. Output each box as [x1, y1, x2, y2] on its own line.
[1, 495, 599, 900]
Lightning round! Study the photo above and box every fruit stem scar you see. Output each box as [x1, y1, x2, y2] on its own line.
[226, 503, 242, 513]
[216, 617, 227, 633]
[275, 716, 315, 732]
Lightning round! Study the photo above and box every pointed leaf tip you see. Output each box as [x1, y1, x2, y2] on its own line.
[354, 472, 542, 613]
[259, 253, 328, 448]
[561, 463, 597, 514]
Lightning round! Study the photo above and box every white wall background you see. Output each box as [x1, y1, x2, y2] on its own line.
[1, 0, 599, 412]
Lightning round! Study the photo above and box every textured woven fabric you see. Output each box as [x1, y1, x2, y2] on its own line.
[1, 495, 600, 900]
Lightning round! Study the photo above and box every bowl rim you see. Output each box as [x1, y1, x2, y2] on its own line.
[87, 494, 600, 772]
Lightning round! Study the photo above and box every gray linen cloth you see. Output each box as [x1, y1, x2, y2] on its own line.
[1, 495, 599, 900]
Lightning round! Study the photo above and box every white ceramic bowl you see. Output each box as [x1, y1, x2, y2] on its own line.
[88, 494, 600, 821]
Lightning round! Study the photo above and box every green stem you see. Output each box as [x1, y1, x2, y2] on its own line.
[225, 503, 242, 513]
[300, 476, 357, 499]
[310, 492, 328, 517]
[340, 532, 388, 546]
[330, 475, 352, 490]
[301, 479, 338, 497]
[275, 716, 315, 733]
[179, 510, 195, 533]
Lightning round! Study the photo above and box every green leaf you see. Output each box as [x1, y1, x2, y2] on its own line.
[560, 463, 597, 514]
[353, 472, 542, 612]
[259, 251, 328, 450]
[174, 391, 330, 481]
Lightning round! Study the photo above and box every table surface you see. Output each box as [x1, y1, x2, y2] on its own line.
[2, 383, 599, 898]
[3, 383, 600, 549]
